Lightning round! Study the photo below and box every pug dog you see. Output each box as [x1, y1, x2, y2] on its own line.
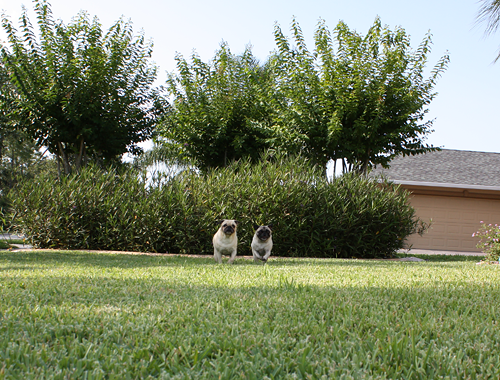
[213, 219, 239, 264]
[251, 224, 273, 262]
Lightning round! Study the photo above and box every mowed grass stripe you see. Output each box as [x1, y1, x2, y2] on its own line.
[1, 251, 499, 379]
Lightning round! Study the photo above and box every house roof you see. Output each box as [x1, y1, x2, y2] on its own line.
[371, 149, 500, 189]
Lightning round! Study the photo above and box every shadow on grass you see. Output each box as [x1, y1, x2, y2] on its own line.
[0, 265, 39, 272]
[0, 249, 483, 271]
[0, 250, 211, 269]
[400, 254, 482, 263]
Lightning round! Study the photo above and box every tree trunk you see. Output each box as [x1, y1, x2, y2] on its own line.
[360, 149, 371, 176]
[57, 141, 71, 175]
[56, 153, 61, 178]
[0, 133, 4, 162]
[75, 137, 85, 172]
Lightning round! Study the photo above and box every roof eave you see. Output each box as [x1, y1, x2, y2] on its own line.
[391, 180, 500, 192]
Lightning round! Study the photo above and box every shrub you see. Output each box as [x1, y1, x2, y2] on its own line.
[7, 165, 190, 253]
[8, 155, 423, 258]
[193, 155, 423, 258]
[473, 222, 500, 262]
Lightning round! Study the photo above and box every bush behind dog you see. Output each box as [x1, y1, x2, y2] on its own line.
[8, 155, 422, 258]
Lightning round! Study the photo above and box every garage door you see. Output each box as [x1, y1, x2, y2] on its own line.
[406, 194, 500, 252]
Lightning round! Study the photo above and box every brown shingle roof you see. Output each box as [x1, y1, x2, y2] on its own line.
[371, 149, 500, 188]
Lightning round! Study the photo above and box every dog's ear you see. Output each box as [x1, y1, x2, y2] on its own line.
[215, 220, 224, 225]
[234, 220, 239, 225]
[253, 223, 260, 230]
[267, 223, 273, 230]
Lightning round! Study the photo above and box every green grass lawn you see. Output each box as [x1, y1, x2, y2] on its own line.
[0, 251, 499, 379]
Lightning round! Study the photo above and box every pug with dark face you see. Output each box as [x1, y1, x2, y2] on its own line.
[213, 219, 239, 264]
[251, 224, 273, 262]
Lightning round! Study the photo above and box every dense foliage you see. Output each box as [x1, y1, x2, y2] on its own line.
[161, 44, 273, 171]
[8, 155, 424, 258]
[160, 18, 449, 173]
[1, 61, 57, 223]
[1, 2, 448, 176]
[1, 0, 166, 174]
[269, 18, 449, 172]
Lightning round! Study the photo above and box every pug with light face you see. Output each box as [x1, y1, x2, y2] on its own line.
[251, 224, 273, 262]
[213, 219, 239, 264]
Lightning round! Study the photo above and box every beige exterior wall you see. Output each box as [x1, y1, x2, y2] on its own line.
[404, 188, 500, 252]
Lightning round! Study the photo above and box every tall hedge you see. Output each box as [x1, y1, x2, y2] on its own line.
[8, 155, 424, 258]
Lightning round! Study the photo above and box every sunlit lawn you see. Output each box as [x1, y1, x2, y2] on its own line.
[0, 250, 499, 379]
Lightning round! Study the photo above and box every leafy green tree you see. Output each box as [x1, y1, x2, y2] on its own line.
[161, 43, 274, 171]
[1, 62, 17, 211]
[1, 61, 58, 219]
[271, 18, 449, 173]
[267, 20, 330, 170]
[0, 61, 15, 161]
[1, 0, 166, 174]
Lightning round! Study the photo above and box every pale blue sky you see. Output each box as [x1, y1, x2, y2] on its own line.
[2, 0, 499, 154]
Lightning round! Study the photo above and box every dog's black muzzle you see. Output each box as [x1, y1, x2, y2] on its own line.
[223, 226, 235, 235]
[256, 228, 271, 241]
